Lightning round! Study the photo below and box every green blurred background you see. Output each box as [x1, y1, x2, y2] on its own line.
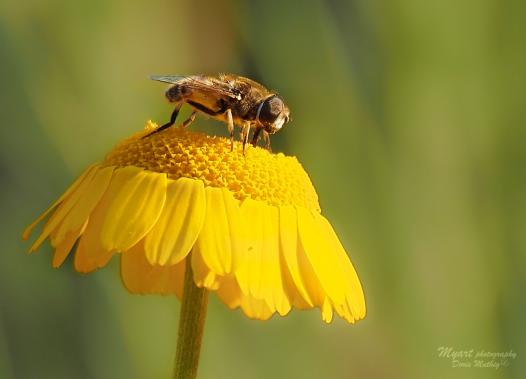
[1, 0, 525, 378]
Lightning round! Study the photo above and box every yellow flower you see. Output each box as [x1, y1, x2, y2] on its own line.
[23, 121, 366, 323]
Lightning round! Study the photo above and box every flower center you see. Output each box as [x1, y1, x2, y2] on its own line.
[102, 121, 320, 211]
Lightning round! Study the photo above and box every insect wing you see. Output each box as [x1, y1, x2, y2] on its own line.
[151, 75, 241, 99]
[150, 75, 187, 84]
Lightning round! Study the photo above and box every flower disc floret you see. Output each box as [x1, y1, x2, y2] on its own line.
[103, 121, 320, 211]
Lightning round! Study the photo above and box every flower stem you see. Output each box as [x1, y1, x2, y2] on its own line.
[173, 258, 209, 379]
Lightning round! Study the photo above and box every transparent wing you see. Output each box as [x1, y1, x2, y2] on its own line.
[150, 75, 187, 84]
[150, 75, 241, 99]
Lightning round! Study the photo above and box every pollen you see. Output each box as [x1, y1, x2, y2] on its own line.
[103, 121, 320, 212]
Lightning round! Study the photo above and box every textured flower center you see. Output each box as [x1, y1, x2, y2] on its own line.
[102, 121, 320, 211]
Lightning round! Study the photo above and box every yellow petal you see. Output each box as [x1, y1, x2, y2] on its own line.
[50, 166, 114, 246]
[240, 296, 273, 321]
[322, 298, 334, 323]
[260, 205, 290, 316]
[74, 237, 113, 273]
[51, 219, 88, 268]
[236, 199, 263, 298]
[295, 217, 327, 310]
[278, 205, 313, 307]
[216, 275, 242, 309]
[72, 169, 133, 273]
[296, 207, 346, 306]
[121, 242, 185, 299]
[22, 164, 98, 241]
[219, 187, 247, 274]
[101, 167, 167, 252]
[144, 178, 205, 265]
[28, 165, 100, 252]
[193, 187, 232, 275]
[318, 214, 366, 321]
[191, 250, 219, 290]
[279, 250, 311, 310]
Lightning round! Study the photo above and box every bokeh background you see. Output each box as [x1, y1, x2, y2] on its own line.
[1, 0, 525, 378]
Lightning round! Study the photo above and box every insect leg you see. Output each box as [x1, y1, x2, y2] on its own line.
[241, 122, 251, 154]
[181, 110, 197, 128]
[251, 127, 262, 147]
[142, 103, 182, 138]
[262, 130, 272, 152]
[226, 109, 234, 151]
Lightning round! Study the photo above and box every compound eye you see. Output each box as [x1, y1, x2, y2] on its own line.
[259, 96, 284, 123]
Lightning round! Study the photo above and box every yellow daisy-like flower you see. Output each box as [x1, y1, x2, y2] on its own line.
[23, 121, 366, 323]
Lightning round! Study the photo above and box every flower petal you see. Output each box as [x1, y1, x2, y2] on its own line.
[193, 187, 232, 276]
[144, 178, 205, 265]
[22, 164, 98, 241]
[191, 250, 219, 290]
[50, 166, 114, 246]
[216, 275, 242, 309]
[296, 207, 346, 306]
[295, 212, 330, 313]
[317, 214, 366, 321]
[28, 165, 100, 252]
[51, 219, 88, 268]
[219, 187, 247, 274]
[74, 232, 113, 274]
[73, 168, 139, 273]
[236, 199, 263, 298]
[260, 205, 290, 316]
[322, 298, 334, 323]
[278, 205, 313, 308]
[101, 167, 167, 252]
[121, 242, 185, 299]
[279, 250, 311, 310]
[240, 296, 273, 321]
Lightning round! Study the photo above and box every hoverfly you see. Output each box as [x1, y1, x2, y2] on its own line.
[144, 74, 291, 152]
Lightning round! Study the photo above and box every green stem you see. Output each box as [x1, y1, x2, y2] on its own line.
[173, 257, 209, 379]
